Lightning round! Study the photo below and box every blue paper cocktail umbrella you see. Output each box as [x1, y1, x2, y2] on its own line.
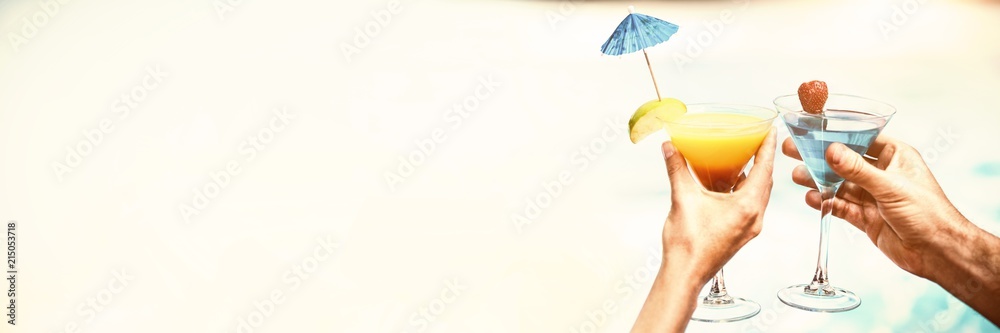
[601, 6, 680, 101]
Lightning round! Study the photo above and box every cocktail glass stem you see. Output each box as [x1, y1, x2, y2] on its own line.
[704, 268, 734, 305]
[774, 93, 890, 312]
[807, 184, 840, 296]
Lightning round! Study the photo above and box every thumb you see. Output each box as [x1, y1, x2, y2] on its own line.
[827, 143, 894, 197]
[662, 141, 694, 191]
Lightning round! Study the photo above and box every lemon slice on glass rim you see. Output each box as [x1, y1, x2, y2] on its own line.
[628, 98, 687, 143]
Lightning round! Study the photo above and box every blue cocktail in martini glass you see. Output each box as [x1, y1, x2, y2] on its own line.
[774, 94, 895, 312]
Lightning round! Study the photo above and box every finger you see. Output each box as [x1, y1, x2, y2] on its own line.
[862, 134, 893, 158]
[733, 172, 748, 191]
[835, 181, 870, 206]
[785, 136, 879, 164]
[805, 190, 820, 209]
[827, 143, 899, 199]
[782, 137, 802, 161]
[804, 190, 869, 230]
[798, 172, 867, 205]
[741, 128, 777, 195]
[791, 165, 817, 190]
[789, 153, 875, 190]
[662, 141, 695, 191]
[793, 163, 875, 194]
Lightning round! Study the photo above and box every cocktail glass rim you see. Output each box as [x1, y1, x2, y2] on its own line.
[773, 93, 897, 120]
[663, 103, 778, 129]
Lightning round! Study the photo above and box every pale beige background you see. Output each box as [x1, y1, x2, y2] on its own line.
[1, 0, 999, 332]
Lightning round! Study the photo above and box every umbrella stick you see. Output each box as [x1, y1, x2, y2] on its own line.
[642, 49, 662, 101]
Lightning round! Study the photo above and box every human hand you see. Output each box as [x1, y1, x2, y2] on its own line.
[631, 130, 776, 333]
[782, 135, 969, 280]
[660, 129, 777, 283]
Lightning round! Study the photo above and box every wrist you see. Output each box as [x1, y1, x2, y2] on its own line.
[916, 218, 1000, 325]
[661, 216, 717, 287]
[924, 218, 998, 294]
[922, 216, 970, 283]
[650, 257, 704, 318]
[632, 262, 703, 333]
[660, 249, 712, 293]
[918, 204, 970, 277]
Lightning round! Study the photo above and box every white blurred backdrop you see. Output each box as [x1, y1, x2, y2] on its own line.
[1, 0, 998, 332]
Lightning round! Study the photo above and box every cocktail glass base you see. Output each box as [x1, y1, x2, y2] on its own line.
[690, 297, 760, 322]
[777, 284, 861, 312]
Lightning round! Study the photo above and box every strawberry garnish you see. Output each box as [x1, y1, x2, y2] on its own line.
[797, 80, 828, 114]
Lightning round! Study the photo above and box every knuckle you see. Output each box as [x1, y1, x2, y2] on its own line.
[833, 196, 848, 214]
[847, 154, 867, 176]
[899, 144, 919, 157]
[736, 198, 757, 217]
[667, 163, 685, 177]
[749, 221, 763, 238]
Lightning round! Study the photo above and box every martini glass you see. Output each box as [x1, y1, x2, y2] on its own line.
[774, 94, 895, 312]
[662, 104, 776, 322]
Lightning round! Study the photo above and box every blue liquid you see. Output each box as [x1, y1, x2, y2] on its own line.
[783, 110, 886, 187]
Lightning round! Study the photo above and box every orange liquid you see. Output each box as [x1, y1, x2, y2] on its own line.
[666, 113, 770, 192]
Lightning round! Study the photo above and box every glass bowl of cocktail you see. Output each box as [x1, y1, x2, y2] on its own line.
[774, 92, 895, 312]
[661, 104, 777, 322]
[663, 105, 777, 192]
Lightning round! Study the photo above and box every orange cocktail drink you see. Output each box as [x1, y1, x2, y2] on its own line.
[666, 112, 773, 192]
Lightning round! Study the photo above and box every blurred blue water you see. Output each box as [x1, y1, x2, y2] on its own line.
[975, 163, 1000, 177]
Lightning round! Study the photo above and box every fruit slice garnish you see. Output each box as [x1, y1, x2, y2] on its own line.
[798, 80, 828, 114]
[628, 98, 687, 143]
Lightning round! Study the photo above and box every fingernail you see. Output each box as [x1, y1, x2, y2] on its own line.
[663, 142, 675, 158]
